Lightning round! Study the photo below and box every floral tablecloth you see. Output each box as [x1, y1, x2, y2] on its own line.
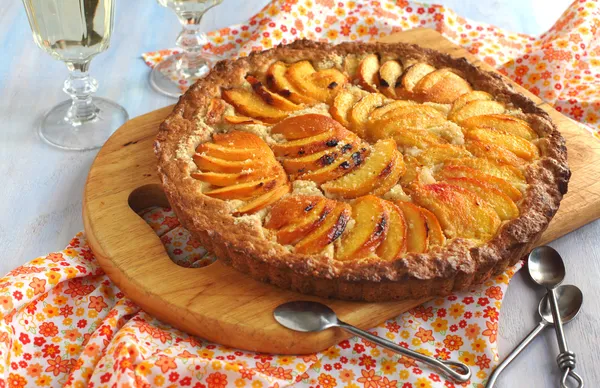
[2, 0, 600, 387]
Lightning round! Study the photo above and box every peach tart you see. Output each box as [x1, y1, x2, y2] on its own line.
[155, 40, 569, 301]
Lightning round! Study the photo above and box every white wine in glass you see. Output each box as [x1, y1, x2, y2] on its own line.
[22, 0, 128, 151]
[151, 0, 223, 98]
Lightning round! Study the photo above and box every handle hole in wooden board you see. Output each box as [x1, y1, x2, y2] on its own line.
[129, 184, 219, 269]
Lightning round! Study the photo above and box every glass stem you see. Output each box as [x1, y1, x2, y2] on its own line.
[63, 61, 99, 125]
[175, 15, 209, 79]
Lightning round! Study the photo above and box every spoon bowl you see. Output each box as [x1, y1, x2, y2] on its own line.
[539, 284, 584, 324]
[528, 246, 566, 288]
[274, 301, 338, 332]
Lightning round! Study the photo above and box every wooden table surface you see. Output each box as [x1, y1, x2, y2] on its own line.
[1, 0, 597, 386]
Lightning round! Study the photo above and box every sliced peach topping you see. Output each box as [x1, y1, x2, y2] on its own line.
[245, 75, 302, 111]
[465, 128, 539, 160]
[443, 157, 525, 186]
[436, 165, 523, 202]
[330, 88, 364, 128]
[415, 144, 472, 166]
[465, 140, 526, 167]
[410, 182, 501, 241]
[397, 62, 435, 95]
[449, 91, 493, 116]
[375, 200, 407, 260]
[297, 145, 370, 184]
[286, 60, 347, 103]
[234, 184, 290, 216]
[394, 201, 429, 253]
[270, 114, 344, 140]
[266, 196, 338, 244]
[378, 60, 403, 98]
[413, 69, 472, 104]
[461, 114, 538, 140]
[448, 100, 505, 123]
[270, 126, 355, 158]
[265, 61, 319, 105]
[357, 54, 381, 92]
[421, 208, 446, 247]
[203, 178, 282, 200]
[322, 139, 405, 199]
[295, 202, 351, 254]
[336, 195, 389, 260]
[442, 177, 519, 220]
[282, 139, 359, 175]
[222, 88, 289, 123]
[348, 93, 389, 137]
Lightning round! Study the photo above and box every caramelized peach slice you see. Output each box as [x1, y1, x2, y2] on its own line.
[203, 178, 281, 200]
[282, 140, 358, 175]
[415, 144, 472, 166]
[465, 140, 526, 167]
[449, 91, 492, 116]
[461, 114, 537, 140]
[394, 201, 429, 253]
[330, 88, 363, 128]
[466, 128, 539, 160]
[336, 195, 389, 260]
[397, 62, 436, 94]
[221, 88, 288, 123]
[410, 182, 501, 241]
[367, 100, 417, 123]
[271, 127, 354, 158]
[196, 142, 266, 161]
[378, 60, 403, 98]
[413, 69, 472, 104]
[271, 114, 345, 140]
[357, 54, 381, 92]
[349, 93, 389, 137]
[212, 130, 270, 150]
[322, 139, 404, 199]
[191, 171, 261, 187]
[376, 201, 407, 260]
[234, 184, 290, 216]
[444, 157, 525, 186]
[193, 154, 264, 173]
[295, 203, 351, 254]
[368, 104, 443, 127]
[245, 75, 302, 111]
[442, 177, 519, 220]
[298, 145, 369, 183]
[436, 165, 523, 201]
[286, 61, 347, 103]
[388, 127, 446, 149]
[266, 196, 337, 244]
[265, 61, 319, 105]
[421, 208, 446, 247]
[448, 100, 505, 123]
[223, 115, 266, 125]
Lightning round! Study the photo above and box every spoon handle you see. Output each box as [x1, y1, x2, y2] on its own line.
[337, 320, 471, 383]
[485, 321, 547, 388]
[549, 288, 569, 353]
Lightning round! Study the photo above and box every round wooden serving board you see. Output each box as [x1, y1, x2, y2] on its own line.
[83, 29, 600, 355]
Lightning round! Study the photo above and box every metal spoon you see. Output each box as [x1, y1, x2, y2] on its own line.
[529, 246, 583, 387]
[273, 301, 471, 383]
[486, 284, 583, 388]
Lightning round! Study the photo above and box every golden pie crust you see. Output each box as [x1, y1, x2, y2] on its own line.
[155, 40, 570, 301]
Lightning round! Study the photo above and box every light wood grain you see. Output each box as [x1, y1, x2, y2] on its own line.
[82, 28, 600, 355]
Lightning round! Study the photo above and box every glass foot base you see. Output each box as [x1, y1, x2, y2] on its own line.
[39, 97, 129, 151]
[149, 53, 212, 98]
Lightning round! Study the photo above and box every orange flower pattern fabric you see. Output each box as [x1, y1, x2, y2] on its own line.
[144, 0, 600, 139]
[0, 206, 521, 387]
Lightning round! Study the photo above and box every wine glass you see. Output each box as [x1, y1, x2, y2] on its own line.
[151, 0, 223, 98]
[22, 0, 128, 151]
